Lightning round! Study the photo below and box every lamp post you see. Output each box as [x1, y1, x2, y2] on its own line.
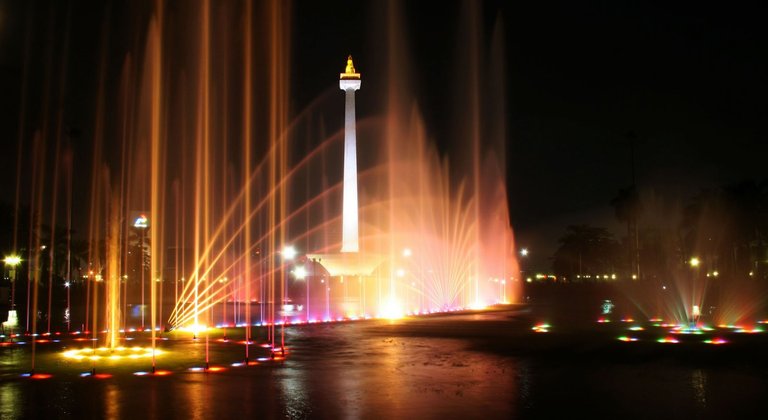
[324, 277, 330, 321]
[4, 255, 21, 332]
[689, 257, 701, 326]
[4, 255, 21, 307]
[293, 265, 308, 321]
[133, 214, 149, 330]
[277, 245, 296, 357]
[64, 280, 71, 332]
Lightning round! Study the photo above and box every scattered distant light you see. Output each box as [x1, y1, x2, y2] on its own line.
[629, 326, 644, 331]
[657, 337, 679, 344]
[64, 282, 70, 288]
[689, 257, 700, 267]
[631, 274, 637, 280]
[617, 336, 638, 342]
[520, 248, 529, 257]
[402, 248, 412, 257]
[749, 271, 754, 277]
[713, 271, 719, 277]
[532, 323, 550, 333]
[704, 338, 728, 345]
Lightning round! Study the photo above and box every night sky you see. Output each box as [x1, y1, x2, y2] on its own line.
[1, 0, 766, 270]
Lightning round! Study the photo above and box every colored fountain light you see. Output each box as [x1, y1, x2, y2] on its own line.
[21, 373, 53, 380]
[703, 338, 728, 345]
[532, 323, 550, 333]
[670, 326, 704, 335]
[617, 336, 638, 342]
[80, 372, 113, 379]
[657, 337, 679, 344]
[735, 327, 763, 334]
[63, 346, 162, 361]
[380, 298, 405, 320]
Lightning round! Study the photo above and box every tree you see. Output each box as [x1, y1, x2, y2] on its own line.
[611, 186, 642, 278]
[552, 225, 620, 280]
[681, 180, 768, 277]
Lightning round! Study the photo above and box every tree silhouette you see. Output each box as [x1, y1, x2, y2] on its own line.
[611, 186, 642, 279]
[552, 225, 620, 280]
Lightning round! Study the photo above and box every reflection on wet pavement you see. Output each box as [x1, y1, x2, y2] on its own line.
[1, 309, 767, 418]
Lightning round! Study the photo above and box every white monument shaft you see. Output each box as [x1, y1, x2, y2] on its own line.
[340, 56, 361, 253]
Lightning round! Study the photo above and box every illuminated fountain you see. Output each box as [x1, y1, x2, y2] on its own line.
[4, 0, 520, 376]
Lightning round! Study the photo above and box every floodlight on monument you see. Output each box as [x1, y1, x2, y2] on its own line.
[293, 266, 307, 280]
[281, 245, 297, 261]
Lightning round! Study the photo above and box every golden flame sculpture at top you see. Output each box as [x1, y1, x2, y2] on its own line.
[340, 55, 361, 80]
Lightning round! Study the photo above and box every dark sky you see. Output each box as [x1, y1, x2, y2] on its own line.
[1, 0, 767, 270]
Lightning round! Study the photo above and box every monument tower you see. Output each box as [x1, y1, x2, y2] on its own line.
[340, 56, 361, 253]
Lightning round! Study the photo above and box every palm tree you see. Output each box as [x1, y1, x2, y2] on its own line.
[611, 186, 642, 279]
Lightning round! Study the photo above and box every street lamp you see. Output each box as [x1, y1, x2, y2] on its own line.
[277, 245, 297, 357]
[133, 214, 149, 329]
[4, 255, 21, 307]
[689, 257, 701, 326]
[64, 281, 71, 332]
[293, 265, 308, 322]
[520, 248, 529, 257]
[3, 255, 21, 331]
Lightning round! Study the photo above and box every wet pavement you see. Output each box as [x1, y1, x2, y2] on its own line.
[2, 307, 768, 419]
